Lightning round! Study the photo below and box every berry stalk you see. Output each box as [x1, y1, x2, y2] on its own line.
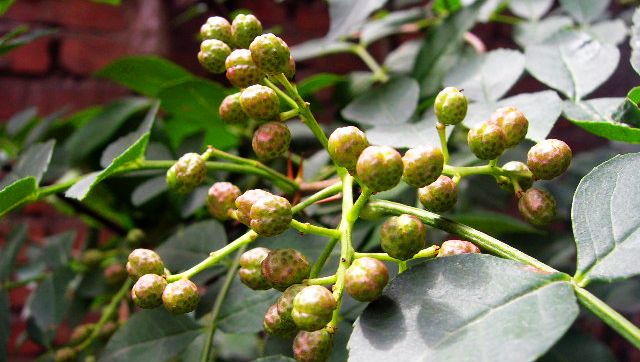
[350, 44, 390, 83]
[436, 122, 449, 164]
[305, 274, 338, 286]
[353, 245, 440, 263]
[442, 163, 532, 179]
[308, 236, 340, 279]
[263, 77, 298, 109]
[290, 220, 341, 238]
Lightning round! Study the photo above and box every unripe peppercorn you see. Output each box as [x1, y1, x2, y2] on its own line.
[356, 145, 404, 192]
[488, 106, 529, 148]
[240, 84, 280, 122]
[284, 55, 296, 79]
[198, 39, 231, 74]
[261, 248, 310, 291]
[263, 303, 297, 338]
[345, 257, 389, 302]
[199, 16, 232, 43]
[249, 194, 293, 237]
[104, 263, 127, 286]
[496, 161, 533, 193]
[207, 182, 241, 221]
[327, 126, 369, 172]
[54, 347, 77, 362]
[518, 188, 556, 226]
[467, 121, 507, 160]
[293, 330, 333, 362]
[132, 274, 167, 309]
[527, 139, 572, 180]
[380, 214, 426, 260]
[292, 285, 337, 331]
[166, 153, 207, 194]
[80, 249, 104, 268]
[252, 122, 291, 160]
[69, 323, 95, 345]
[219, 93, 249, 126]
[162, 279, 200, 314]
[277, 284, 306, 322]
[401, 146, 444, 188]
[225, 49, 264, 88]
[250, 33, 291, 75]
[239, 247, 272, 290]
[231, 14, 262, 48]
[418, 175, 458, 212]
[438, 240, 481, 257]
[434, 87, 468, 125]
[126, 249, 165, 281]
[235, 189, 271, 226]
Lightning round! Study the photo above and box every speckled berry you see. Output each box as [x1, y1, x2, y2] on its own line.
[488, 106, 528, 148]
[380, 214, 426, 260]
[402, 146, 444, 188]
[277, 284, 306, 322]
[418, 175, 458, 212]
[293, 330, 333, 362]
[467, 121, 506, 160]
[240, 84, 280, 121]
[327, 126, 369, 172]
[292, 285, 336, 331]
[345, 257, 389, 302]
[126, 249, 164, 280]
[235, 189, 271, 226]
[225, 49, 264, 88]
[434, 87, 467, 125]
[239, 247, 272, 290]
[199, 16, 232, 43]
[219, 93, 249, 125]
[80, 249, 104, 268]
[231, 14, 262, 48]
[250, 33, 291, 74]
[132, 274, 167, 309]
[166, 153, 206, 194]
[54, 347, 77, 362]
[263, 303, 297, 338]
[356, 145, 403, 192]
[284, 55, 296, 79]
[261, 249, 310, 291]
[206, 182, 241, 221]
[527, 139, 572, 180]
[252, 122, 291, 160]
[249, 194, 292, 237]
[69, 323, 95, 345]
[162, 279, 200, 314]
[104, 263, 127, 285]
[438, 240, 481, 257]
[496, 161, 533, 193]
[198, 39, 231, 74]
[518, 188, 556, 226]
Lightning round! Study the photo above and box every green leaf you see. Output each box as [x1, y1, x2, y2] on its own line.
[25, 107, 67, 146]
[514, 16, 573, 48]
[97, 56, 193, 97]
[348, 254, 578, 361]
[215, 276, 279, 334]
[360, 7, 427, 46]
[588, 20, 628, 46]
[326, 0, 387, 41]
[0, 26, 56, 56]
[131, 175, 167, 206]
[291, 39, 354, 61]
[451, 211, 542, 236]
[297, 73, 345, 98]
[631, 8, 640, 75]
[0, 140, 55, 189]
[101, 308, 202, 362]
[432, 0, 461, 14]
[508, 0, 553, 20]
[614, 87, 640, 128]
[564, 98, 640, 143]
[6, 107, 37, 136]
[384, 39, 422, 74]
[0, 0, 15, 15]
[364, 110, 449, 149]
[92, 0, 121, 5]
[0, 224, 27, 281]
[539, 330, 617, 362]
[573, 153, 640, 283]
[0, 177, 38, 218]
[38, 231, 75, 269]
[256, 356, 297, 362]
[559, 0, 608, 24]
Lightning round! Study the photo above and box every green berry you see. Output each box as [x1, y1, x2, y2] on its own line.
[380, 214, 426, 260]
[231, 14, 262, 48]
[496, 161, 533, 193]
[277, 284, 306, 322]
[327, 126, 369, 172]
[252, 122, 291, 160]
[162, 279, 200, 314]
[104, 263, 127, 285]
[250, 33, 291, 74]
[345, 257, 389, 302]
[293, 330, 333, 362]
[467, 121, 506, 160]
[225, 49, 264, 88]
[239, 247, 272, 290]
[527, 139, 572, 180]
[69, 323, 95, 345]
[518, 188, 556, 226]
[199, 16, 232, 43]
[240, 84, 280, 121]
[207, 182, 241, 221]
[418, 175, 458, 212]
[292, 285, 336, 331]
[132, 274, 167, 309]
[80, 249, 104, 268]
[126, 228, 145, 247]
[263, 303, 297, 338]
[235, 189, 271, 226]
[401, 146, 444, 188]
[261, 248, 310, 291]
[434, 87, 467, 125]
[126, 249, 164, 280]
[166, 153, 207, 194]
[356, 145, 404, 192]
[249, 194, 293, 237]
[198, 39, 231, 74]
[284, 55, 296, 79]
[488, 106, 528, 148]
[219, 93, 249, 125]
[437, 240, 481, 257]
[54, 347, 77, 362]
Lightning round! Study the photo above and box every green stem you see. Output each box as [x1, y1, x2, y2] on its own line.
[442, 164, 530, 179]
[264, 77, 298, 109]
[436, 122, 449, 165]
[351, 44, 390, 83]
[290, 219, 341, 238]
[305, 274, 337, 285]
[354, 245, 440, 263]
[309, 236, 340, 279]
[280, 108, 300, 122]
[398, 261, 408, 273]
[292, 181, 342, 213]
[37, 177, 83, 198]
[489, 13, 522, 25]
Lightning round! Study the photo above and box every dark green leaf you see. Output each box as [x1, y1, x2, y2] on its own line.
[342, 77, 419, 126]
[256, 356, 297, 362]
[614, 87, 640, 128]
[432, 0, 461, 14]
[364, 110, 447, 149]
[539, 330, 617, 362]
[631, 8, 640, 75]
[131, 176, 167, 206]
[326, 0, 387, 41]
[588, 20, 628, 46]
[349, 254, 578, 361]
[564, 98, 640, 143]
[559, 0, 608, 24]
[92, 0, 121, 5]
[0, 140, 55, 189]
[216, 276, 279, 334]
[297, 73, 345, 98]
[360, 7, 426, 46]
[6, 107, 37, 136]
[25, 107, 67, 146]
[0, 26, 56, 56]
[0, 291, 8, 359]
[384, 39, 421, 74]
[0, 177, 38, 218]
[0, 224, 27, 281]
[508, 0, 553, 20]
[451, 211, 542, 236]
[514, 16, 573, 48]
[0, 0, 15, 15]
[39, 231, 75, 269]
[291, 39, 354, 62]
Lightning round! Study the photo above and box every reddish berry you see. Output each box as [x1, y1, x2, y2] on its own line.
[438, 240, 481, 257]
[488, 106, 528, 148]
[263, 303, 297, 338]
[54, 347, 77, 362]
[292, 285, 336, 331]
[240, 84, 280, 121]
[249, 194, 292, 237]
[250, 33, 291, 75]
[199, 16, 232, 43]
[345, 257, 389, 302]
[104, 263, 127, 285]
[434, 87, 467, 125]
[527, 139, 572, 180]
[225, 49, 264, 88]
[126, 249, 164, 281]
[261, 248, 310, 291]
[252, 122, 291, 160]
[327, 126, 369, 172]
[198, 39, 231, 74]
[356, 145, 404, 192]
[496, 161, 533, 193]
[293, 330, 333, 362]
[231, 14, 262, 48]
[69, 323, 95, 345]
[467, 121, 506, 160]
[518, 188, 556, 226]
[402, 146, 444, 188]
[284, 55, 296, 79]
[219, 93, 249, 125]
[277, 284, 306, 322]
[418, 175, 458, 212]
[235, 189, 271, 226]
[239, 247, 272, 290]
[207, 182, 241, 221]
[166, 153, 206, 194]
[132, 274, 167, 309]
[162, 279, 200, 314]
[380, 214, 426, 260]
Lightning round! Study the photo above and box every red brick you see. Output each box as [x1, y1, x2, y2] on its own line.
[0, 37, 52, 74]
[59, 34, 130, 75]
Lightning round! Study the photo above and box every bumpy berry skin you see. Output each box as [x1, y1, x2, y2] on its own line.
[527, 139, 572, 180]
[240, 84, 280, 121]
[206, 182, 241, 221]
[488, 106, 528, 148]
[239, 247, 272, 290]
[402, 146, 444, 188]
[418, 175, 458, 212]
[293, 330, 333, 362]
[292, 286, 336, 331]
[80, 249, 104, 268]
[166, 153, 207, 194]
[467, 122, 506, 160]
[438, 240, 481, 257]
[252, 122, 291, 160]
[126, 249, 164, 280]
[235, 189, 271, 226]
[496, 161, 534, 193]
[263, 303, 297, 338]
[104, 263, 127, 285]
[434, 87, 468, 125]
[225, 49, 264, 88]
[132, 274, 167, 309]
[284, 55, 296, 79]
[69, 323, 95, 345]
[219, 93, 249, 126]
[200, 16, 232, 43]
[345, 257, 389, 302]
[198, 39, 231, 74]
[356, 146, 403, 192]
[277, 284, 306, 322]
[261, 249, 310, 291]
[162, 279, 200, 314]
[54, 347, 77, 362]
[231, 14, 262, 48]
[380, 214, 426, 260]
[518, 188, 556, 226]
[249, 194, 293, 237]
[327, 126, 369, 172]
[250, 33, 291, 74]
